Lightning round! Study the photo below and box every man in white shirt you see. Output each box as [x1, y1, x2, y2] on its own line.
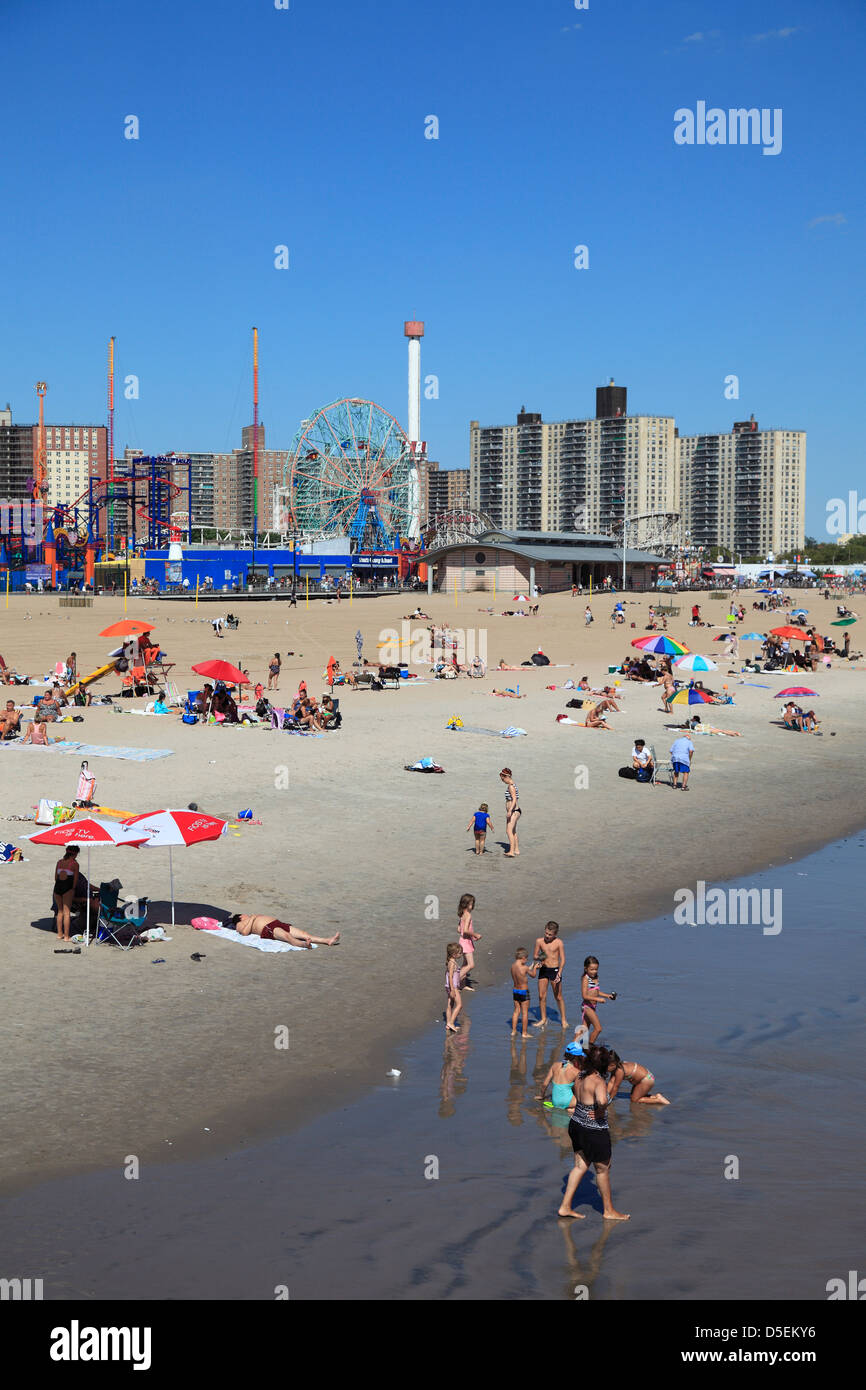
[632, 739, 654, 782]
[669, 734, 695, 791]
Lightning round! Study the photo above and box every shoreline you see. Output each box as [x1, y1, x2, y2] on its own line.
[4, 812, 865, 1199]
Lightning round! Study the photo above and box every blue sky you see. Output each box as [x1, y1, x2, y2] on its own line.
[2, 0, 863, 537]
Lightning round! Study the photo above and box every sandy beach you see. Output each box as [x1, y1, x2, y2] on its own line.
[1, 586, 864, 1194]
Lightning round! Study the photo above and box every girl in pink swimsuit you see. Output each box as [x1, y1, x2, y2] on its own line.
[457, 892, 480, 991]
[445, 943, 463, 1032]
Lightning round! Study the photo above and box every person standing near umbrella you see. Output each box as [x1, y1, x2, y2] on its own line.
[53, 845, 80, 941]
[669, 731, 695, 791]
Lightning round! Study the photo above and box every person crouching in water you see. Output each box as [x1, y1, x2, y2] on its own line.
[606, 1051, 670, 1105]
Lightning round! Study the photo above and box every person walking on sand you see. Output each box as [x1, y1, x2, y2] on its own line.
[532, 921, 568, 1029]
[580, 955, 616, 1044]
[445, 942, 463, 1032]
[500, 767, 521, 857]
[227, 914, 340, 947]
[669, 731, 695, 790]
[511, 947, 536, 1037]
[267, 652, 281, 691]
[467, 802, 493, 855]
[584, 605, 593, 626]
[558, 1045, 630, 1221]
[606, 1052, 670, 1105]
[457, 893, 480, 990]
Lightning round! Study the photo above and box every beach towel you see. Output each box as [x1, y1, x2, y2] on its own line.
[207, 926, 316, 953]
[0, 740, 174, 762]
[447, 724, 527, 738]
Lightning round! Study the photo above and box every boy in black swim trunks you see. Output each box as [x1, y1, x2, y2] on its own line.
[510, 947, 537, 1038]
[532, 921, 568, 1029]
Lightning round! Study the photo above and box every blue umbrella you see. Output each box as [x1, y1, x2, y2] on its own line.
[742, 632, 765, 640]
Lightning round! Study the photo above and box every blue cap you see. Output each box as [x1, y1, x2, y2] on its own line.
[564, 1042, 584, 1056]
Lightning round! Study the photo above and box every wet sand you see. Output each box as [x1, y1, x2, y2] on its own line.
[3, 834, 863, 1300]
[1, 587, 864, 1194]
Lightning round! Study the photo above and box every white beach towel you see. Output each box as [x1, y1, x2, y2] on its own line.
[209, 926, 317, 953]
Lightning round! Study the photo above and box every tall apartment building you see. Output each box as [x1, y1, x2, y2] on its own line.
[425, 460, 469, 521]
[0, 405, 35, 501]
[43, 421, 108, 508]
[677, 416, 805, 557]
[0, 406, 108, 508]
[470, 386, 678, 544]
[212, 424, 289, 531]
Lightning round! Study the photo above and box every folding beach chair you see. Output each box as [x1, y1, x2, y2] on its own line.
[380, 666, 402, 689]
[95, 882, 149, 949]
[649, 743, 674, 788]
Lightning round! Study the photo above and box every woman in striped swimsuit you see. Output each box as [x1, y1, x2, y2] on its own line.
[500, 767, 520, 857]
[558, 1045, 630, 1221]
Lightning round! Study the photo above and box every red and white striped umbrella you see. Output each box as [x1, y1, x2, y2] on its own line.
[121, 810, 227, 927]
[21, 818, 151, 944]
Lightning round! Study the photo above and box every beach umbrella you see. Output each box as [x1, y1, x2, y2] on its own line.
[741, 632, 765, 640]
[513, 594, 530, 603]
[670, 687, 714, 705]
[673, 654, 718, 671]
[191, 659, 246, 685]
[770, 626, 809, 640]
[122, 810, 228, 929]
[776, 688, 819, 697]
[631, 635, 690, 655]
[20, 817, 150, 945]
[99, 619, 154, 638]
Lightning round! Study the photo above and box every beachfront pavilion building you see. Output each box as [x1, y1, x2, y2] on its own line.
[422, 529, 665, 594]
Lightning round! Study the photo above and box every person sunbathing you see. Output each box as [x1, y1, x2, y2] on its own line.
[673, 716, 742, 737]
[497, 660, 522, 670]
[227, 913, 340, 947]
[492, 688, 526, 698]
[0, 699, 21, 738]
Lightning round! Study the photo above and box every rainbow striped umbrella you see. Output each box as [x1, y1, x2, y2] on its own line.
[631, 635, 690, 655]
[670, 687, 714, 706]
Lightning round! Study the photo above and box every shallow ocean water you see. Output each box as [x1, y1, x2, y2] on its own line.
[3, 834, 864, 1300]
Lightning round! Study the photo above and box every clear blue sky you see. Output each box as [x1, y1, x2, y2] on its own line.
[2, 0, 863, 537]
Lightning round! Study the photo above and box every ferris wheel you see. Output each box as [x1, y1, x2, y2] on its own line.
[283, 398, 420, 548]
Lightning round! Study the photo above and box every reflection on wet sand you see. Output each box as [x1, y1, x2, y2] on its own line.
[439, 1019, 471, 1118]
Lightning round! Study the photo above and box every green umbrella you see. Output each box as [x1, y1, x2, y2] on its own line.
[832, 618, 857, 626]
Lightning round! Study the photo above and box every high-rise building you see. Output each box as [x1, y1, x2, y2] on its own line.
[677, 416, 805, 557]
[0, 406, 107, 508]
[596, 378, 627, 420]
[425, 460, 470, 521]
[0, 405, 34, 502]
[470, 397, 678, 543]
[212, 424, 290, 531]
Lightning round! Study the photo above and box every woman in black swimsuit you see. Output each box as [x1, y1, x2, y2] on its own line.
[53, 846, 80, 942]
[500, 767, 521, 857]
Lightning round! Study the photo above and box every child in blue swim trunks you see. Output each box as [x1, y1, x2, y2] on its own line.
[510, 947, 536, 1038]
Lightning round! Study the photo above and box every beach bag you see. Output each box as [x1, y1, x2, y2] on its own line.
[51, 805, 75, 826]
[618, 767, 637, 780]
[37, 798, 63, 826]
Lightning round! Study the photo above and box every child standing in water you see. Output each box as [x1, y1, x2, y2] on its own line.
[510, 947, 536, 1038]
[466, 802, 494, 855]
[458, 893, 480, 990]
[581, 955, 617, 1044]
[445, 943, 463, 1032]
[532, 921, 568, 1029]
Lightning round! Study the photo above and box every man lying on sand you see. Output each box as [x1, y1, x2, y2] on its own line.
[227, 914, 340, 947]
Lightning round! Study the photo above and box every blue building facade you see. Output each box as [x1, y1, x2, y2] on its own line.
[144, 547, 398, 590]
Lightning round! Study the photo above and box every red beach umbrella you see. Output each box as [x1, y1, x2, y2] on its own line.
[776, 687, 819, 697]
[122, 810, 227, 928]
[770, 626, 809, 640]
[191, 659, 246, 684]
[21, 817, 151, 944]
[99, 619, 154, 638]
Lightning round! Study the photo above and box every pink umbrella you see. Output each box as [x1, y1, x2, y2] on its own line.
[21, 817, 150, 945]
[122, 810, 227, 927]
